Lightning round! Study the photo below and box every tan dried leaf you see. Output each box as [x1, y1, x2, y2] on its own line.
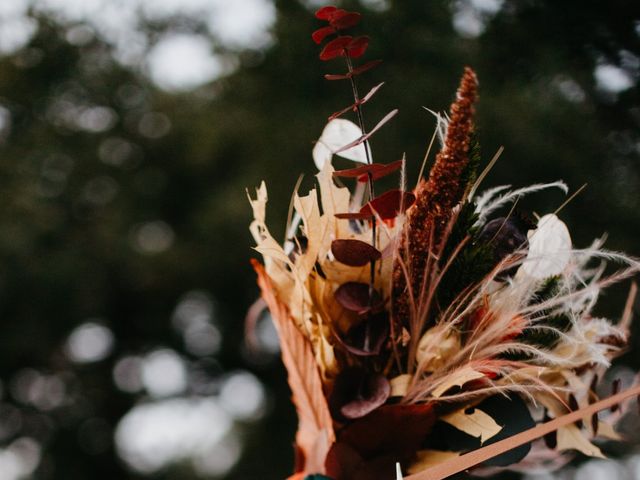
[390, 374, 412, 397]
[557, 425, 605, 459]
[441, 407, 502, 444]
[416, 325, 461, 373]
[596, 421, 622, 441]
[408, 450, 460, 475]
[431, 367, 486, 398]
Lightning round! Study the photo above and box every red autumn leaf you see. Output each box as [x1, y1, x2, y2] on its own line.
[312, 26, 335, 44]
[319, 35, 353, 61]
[326, 8, 347, 21]
[331, 403, 437, 460]
[360, 190, 416, 220]
[334, 109, 398, 154]
[351, 59, 382, 76]
[334, 159, 403, 182]
[330, 11, 361, 30]
[347, 36, 369, 58]
[334, 211, 373, 220]
[326, 444, 399, 480]
[324, 442, 364, 480]
[315, 6, 338, 20]
[334, 282, 382, 314]
[331, 239, 381, 267]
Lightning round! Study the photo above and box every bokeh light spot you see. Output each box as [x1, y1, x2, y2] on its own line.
[141, 349, 187, 398]
[219, 371, 266, 421]
[66, 322, 115, 364]
[115, 397, 234, 474]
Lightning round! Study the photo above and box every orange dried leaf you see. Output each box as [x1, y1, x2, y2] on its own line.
[252, 259, 334, 474]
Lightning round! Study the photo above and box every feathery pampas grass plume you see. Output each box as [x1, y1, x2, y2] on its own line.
[248, 5, 640, 480]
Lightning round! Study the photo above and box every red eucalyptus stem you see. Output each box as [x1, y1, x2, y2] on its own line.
[344, 53, 377, 310]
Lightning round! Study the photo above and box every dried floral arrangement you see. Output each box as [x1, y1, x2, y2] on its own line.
[248, 5, 640, 480]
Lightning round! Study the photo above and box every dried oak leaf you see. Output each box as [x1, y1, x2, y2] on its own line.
[252, 260, 334, 475]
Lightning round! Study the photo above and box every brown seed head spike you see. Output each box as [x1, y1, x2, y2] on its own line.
[392, 67, 478, 348]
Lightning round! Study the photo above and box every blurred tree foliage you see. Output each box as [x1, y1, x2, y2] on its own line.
[0, 1, 638, 479]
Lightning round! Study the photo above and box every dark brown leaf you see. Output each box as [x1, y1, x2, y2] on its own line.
[329, 368, 390, 420]
[331, 239, 381, 267]
[336, 313, 389, 357]
[334, 211, 373, 220]
[334, 282, 382, 314]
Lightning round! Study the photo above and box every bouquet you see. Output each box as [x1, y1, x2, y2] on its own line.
[249, 6, 640, 479]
